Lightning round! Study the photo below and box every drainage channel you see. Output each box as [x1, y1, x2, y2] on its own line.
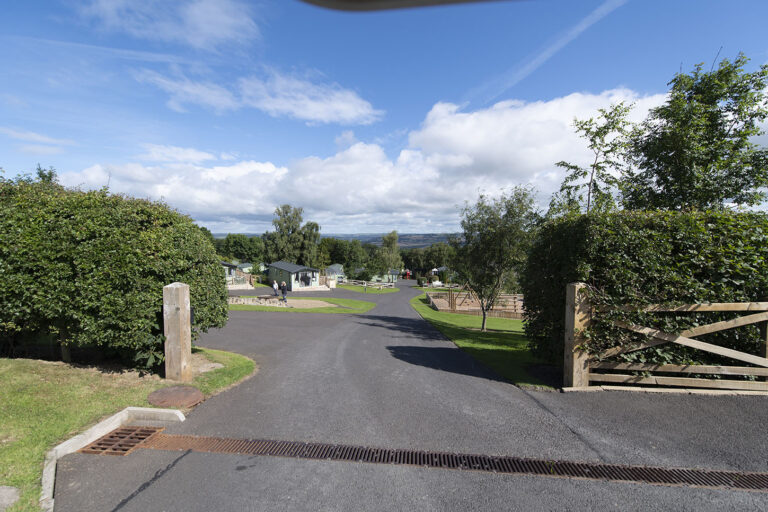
[82, 427, 768, 492]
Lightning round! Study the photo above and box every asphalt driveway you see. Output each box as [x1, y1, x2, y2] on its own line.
[54, 281, 768, 511]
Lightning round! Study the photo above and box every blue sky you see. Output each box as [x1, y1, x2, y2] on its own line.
[1, 0, 767, 233]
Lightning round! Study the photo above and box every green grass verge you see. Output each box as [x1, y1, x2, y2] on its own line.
[0, 348, 254, 512]
[409, 293, 551, 389]
[230, 297, 376, 314]
[337, 284, 399, 294]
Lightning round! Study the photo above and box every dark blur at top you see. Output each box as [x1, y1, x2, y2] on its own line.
[300, 0, 508, 11]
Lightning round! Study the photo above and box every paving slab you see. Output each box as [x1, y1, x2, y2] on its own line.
[0, 486, 20, 512]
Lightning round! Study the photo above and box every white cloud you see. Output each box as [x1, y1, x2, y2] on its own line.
[58, 89, 666, 233]
[335, 130, 358, 149]
[239, 70, 384, 125]
[79, 0, 259, 50]
[135, 70, 239, 113]
[60, 159, 288, 225]
[139, 143, 216, 164]
[137, 68, 384, 125]
[18, 145, 65, 155]
[0, 127, 75, 146]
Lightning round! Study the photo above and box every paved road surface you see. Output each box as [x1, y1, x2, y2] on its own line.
[55, 281, 768, 511]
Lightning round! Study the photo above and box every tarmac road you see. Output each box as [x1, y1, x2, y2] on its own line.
[55, 281, 768, 511]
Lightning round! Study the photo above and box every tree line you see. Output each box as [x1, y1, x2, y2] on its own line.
[212, 205, 404, 279]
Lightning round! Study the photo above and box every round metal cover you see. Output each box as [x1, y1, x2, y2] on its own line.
[148, 386, 204, 408]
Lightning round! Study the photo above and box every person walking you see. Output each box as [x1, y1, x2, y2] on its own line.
[272, 280, 279, 296]
[280, 281, 288, 303]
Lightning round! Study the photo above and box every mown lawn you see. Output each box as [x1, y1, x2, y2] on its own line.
[337, 284, 399, 294]
[230, 297, 376, 314]
[410, 294, 553, 388]
[0, 347, 254, 512]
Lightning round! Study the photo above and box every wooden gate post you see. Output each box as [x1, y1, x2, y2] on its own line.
[564, 282, 591, 388]
[163, 282, 192, 382]
[761, 321, 768, 382]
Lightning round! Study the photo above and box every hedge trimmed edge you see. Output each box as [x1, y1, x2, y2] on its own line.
[0, 176, 228, 369]
[523, 211, 768, 367]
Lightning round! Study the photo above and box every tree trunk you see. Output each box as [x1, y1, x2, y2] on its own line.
[58, 325, 71, 363]
[481, 306, 488, 332]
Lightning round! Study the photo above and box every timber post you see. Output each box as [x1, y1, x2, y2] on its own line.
[761, 321, 768, 381]
[163, 282, 192, 382]
[564, 282, 591, 388]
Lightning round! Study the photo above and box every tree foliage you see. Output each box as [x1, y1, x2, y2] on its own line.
[451, 187, 538, 331]
[263, 205, 320, 266]
[0, 172, 228, 369]
[623, 54, 768, 210]
[378, 230, 403, 274]
[553, 102, 633, 215]
[220, 233, 264, 263]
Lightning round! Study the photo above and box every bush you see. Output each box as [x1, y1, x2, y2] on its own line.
[522, 211, 768, 365]
[0, 177, 228, 369]
[355, 269, 372, 282]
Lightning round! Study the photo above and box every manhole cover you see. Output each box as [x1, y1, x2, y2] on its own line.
[80, 427, 163, 456]
[148, 386, 204, 408]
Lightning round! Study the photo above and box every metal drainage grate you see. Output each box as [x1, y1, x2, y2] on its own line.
[135, 433, 768, 492]
[80, 426, 164, 456]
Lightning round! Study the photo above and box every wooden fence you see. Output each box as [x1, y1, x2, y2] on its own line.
[564, 282, 768, 391]
[425, 291, 524, 319]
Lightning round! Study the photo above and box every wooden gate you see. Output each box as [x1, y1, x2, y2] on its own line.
[564, 282, 768, 391]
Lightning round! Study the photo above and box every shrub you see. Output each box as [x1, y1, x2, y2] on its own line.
[355, 269, 372, 282]
[522, 211, 768, 365]
[0, 177, 228, 369]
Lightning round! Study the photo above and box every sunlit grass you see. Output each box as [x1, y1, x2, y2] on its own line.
[0, 348, 254, 511]
[410, 293, 551, 388]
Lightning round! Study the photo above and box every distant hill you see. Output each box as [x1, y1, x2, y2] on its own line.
[323, 233, 457, 249]
[213, 232, 456, 249]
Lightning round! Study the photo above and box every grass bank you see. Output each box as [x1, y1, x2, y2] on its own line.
[0, 347, 254, 512]
[337, 284, 399, 294]
[410, 294, 552, 389]
[230, 297, 376, 314]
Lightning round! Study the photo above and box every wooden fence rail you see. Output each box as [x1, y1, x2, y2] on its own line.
[425, 291, 524, 319]
[564, 282, 768, 391]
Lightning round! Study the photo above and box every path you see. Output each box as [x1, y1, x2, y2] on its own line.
[54, 281, 768, 511]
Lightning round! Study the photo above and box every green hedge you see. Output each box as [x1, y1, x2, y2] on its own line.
[522, 211, 768, 365]
[0, 178, 228, 369]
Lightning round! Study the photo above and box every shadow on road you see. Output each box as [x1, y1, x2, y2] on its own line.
[354, 315, 446, 341]
[386, 345, 508, 383]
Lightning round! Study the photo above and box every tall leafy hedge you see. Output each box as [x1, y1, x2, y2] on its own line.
[0, 177, 228, 369]
[523, 211, 768, 365]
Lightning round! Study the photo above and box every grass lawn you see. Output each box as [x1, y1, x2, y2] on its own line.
[337, 284, 399, 294]
[410, 294, 552, 389]
[230, 297, 376, 314]
[0, 347, 254, 512]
